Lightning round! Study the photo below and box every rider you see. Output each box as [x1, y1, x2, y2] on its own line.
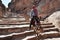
[29, 5, 40, 29]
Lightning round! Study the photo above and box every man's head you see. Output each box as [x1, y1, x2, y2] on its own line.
[32, 5, 36, 9]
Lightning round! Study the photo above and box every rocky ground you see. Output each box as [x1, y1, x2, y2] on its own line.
[0, 0, 60, 40]
[0, 16, 59, 40]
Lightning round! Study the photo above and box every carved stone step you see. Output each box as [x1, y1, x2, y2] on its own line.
[0, 36, 12, 40]
[0, 27, 30, 35]
[0, 30, 59, 40]
[41, 25, 55, 28]
[12, 31, 35, 40]
[43, 28, 59, 32]
[0, 22, 52, 25]
[0, 25, 55, 35]
[0, 30, 35, 40]
[28, 32, 60, 40]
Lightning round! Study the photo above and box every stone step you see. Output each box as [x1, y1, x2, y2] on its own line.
[0, 21, 52, 25]
[32, 26, 56, 34]
[0, 20, 26, 24]
[0, 27, 30, 35]
[41, 25, 55, 28]
[44, 38, 60, 40]
[0, 27, 59, 39]
[0, 36, 12, 40]
[0, 24, 54, 29]
[27, 31, 60, 40]
[0, 22, 29, 25]
[1, 17, 24, 18]
[0, 24, 55, 35]
[0, 30, 35, 40]
[3, 31, 59, 40]
[22, 35, 36, 40]
[0, 29, 59, 40]
[12, 31, 35, 40]
[43, 28, 59, 32]
[0, 23, 52, 25]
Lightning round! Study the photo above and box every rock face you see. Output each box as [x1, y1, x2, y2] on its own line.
[7, 0, 60, 21]
[8, 0, 41, 21]
[42, 0, 60, 30]
[0, 0, 5, 17]
[38, 0, 60, 19]
[41, 0, 60, 12]
[8, 0, 41, 14]
[8, 0, 60, 17]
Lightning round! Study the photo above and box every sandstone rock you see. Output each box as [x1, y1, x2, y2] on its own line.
[0, 0, 5, 17]
[45, 11, 60, 31]
[38, 0, 60, 20]
[8, 0, 41, 14]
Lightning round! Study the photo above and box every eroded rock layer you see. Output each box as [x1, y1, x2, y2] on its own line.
[8, 0, 60, 18]
[0, 0, 5, 17]
[8, 0, 41, 14]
